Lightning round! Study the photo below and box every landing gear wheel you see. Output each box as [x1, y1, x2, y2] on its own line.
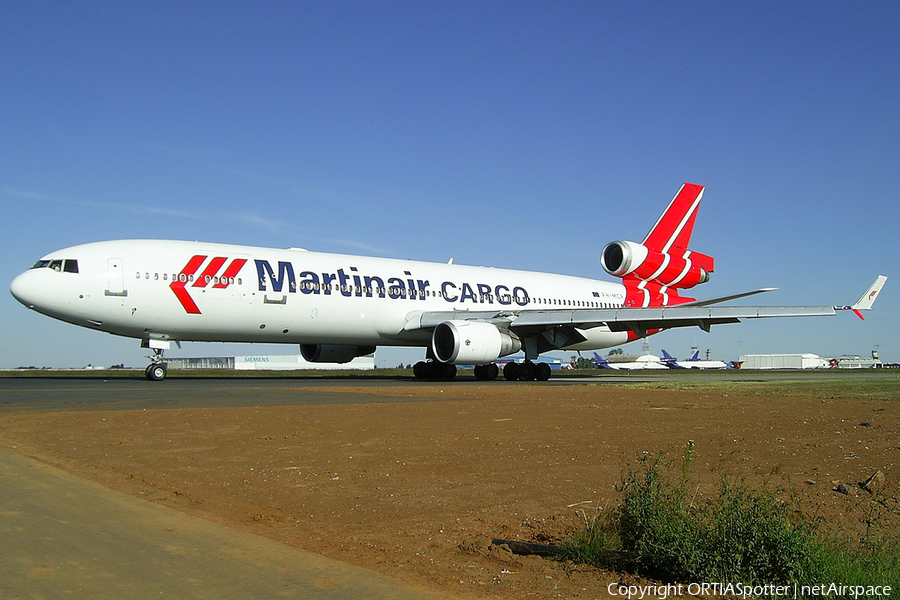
[146, 363, 167, 381]
[535, 362, 552, 381]
[518, 360, 536, 381]
[144, 346, 168, 381]
[413, 361, 429, 379]
[503, 362, 519, 381]
[474, 364, 500, 381]
[440, 363, 457, 381]
[413, 361, 457, 381]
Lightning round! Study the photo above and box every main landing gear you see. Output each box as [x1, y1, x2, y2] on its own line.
[503, 360, 552, 382]
[412, 360, 552, 382]
[473, 363, 500, 381]
[413, 360, 458, 381]
[145, 348, 168, 381]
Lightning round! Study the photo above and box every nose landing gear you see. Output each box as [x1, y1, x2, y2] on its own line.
[141, 339, 171, 381]
[145, 348, 168, 381]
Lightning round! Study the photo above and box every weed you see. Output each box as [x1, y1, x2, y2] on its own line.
[566, 447, 900, 595]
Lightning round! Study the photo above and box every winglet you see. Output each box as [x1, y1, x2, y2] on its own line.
[844, 275, 887, 319]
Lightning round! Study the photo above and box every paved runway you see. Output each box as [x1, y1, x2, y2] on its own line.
[0, 372, 671, 412]
[0, 446, 455, 600]
[0, 377, 452, 412]
[1, 369, 896, 413]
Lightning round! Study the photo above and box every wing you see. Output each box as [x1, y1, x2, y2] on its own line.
[408, 304, 837, 336]
[404, 276, 886, 353]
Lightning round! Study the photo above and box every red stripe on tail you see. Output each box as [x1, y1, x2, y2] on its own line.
[643, 183, 704, 254]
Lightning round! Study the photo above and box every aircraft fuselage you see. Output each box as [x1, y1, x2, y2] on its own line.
[10, 239, 631, 350]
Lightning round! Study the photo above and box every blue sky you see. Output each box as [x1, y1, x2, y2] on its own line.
[2, 1, 898, 369]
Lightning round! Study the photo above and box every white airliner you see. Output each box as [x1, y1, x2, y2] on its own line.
[9, 184, 887, 382]
[661, 349, 728, 369]
[593, 352, 670, 370]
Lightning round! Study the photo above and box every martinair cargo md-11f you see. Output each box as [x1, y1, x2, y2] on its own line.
[10, 184, 887, 382]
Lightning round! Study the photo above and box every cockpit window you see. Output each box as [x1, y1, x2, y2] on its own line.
[30, 259, 78, 273]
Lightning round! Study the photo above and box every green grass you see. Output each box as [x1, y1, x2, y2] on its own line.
[566, 448, 900, 596]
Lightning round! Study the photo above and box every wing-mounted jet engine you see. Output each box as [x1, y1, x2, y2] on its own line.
[431, 320, 521, 365]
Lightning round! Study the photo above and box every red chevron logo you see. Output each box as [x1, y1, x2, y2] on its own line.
[170, 255, 247, 314]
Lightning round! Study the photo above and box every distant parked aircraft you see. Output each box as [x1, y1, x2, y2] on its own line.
[593, 352, 669, 370]
[661, 349, 728, 369]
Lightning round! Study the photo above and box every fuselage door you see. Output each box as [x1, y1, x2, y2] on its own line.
[106, 258, 127, 297]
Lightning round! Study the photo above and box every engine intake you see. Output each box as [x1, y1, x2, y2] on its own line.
[300, 344, 376, 363]
[431, 321, 521, 365]
[601, 240, 712, 289]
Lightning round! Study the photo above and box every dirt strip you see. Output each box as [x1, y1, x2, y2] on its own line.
[1, 382, 898, 598]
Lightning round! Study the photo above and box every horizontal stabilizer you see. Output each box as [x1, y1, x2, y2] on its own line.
[681, 288, 777, 307]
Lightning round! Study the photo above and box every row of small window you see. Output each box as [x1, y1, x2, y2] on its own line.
[136, 272, 242, 286]
[31, 259, 79, 273]
[131, 271, 621, 308]
[280, 282, 613, 306]
[289, 282, 516, 300]
[531, 298, 618, 308]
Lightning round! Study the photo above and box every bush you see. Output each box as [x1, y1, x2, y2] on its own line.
[614, 454, 816, 583]
[567, 447, 900, 595]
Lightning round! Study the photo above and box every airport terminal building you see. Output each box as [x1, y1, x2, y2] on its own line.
[167, 354, 375, 371]
[738, 353, 883, 369]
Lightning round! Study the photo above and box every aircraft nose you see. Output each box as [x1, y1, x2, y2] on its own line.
[10, 270, 39, 309]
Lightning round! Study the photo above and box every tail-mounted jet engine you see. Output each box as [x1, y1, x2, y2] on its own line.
[300, 344, 376, 363]
[431, 320, 521, 365]
[600, 240, 713, 289]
